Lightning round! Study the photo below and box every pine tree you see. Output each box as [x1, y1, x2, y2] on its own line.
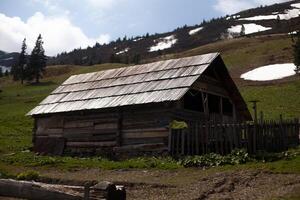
[0, 67, 3, 77]
[4, 70, 9, 77]
[276, 15, 281, 28]
[12, 38, 27, 83]
[131, 54, 141, 64]
[27, 34, 47, 83]
[293, 32, 300, 74]
[240, 25, 246, 36]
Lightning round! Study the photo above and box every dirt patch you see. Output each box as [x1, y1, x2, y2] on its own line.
[38, 168, 300, 200]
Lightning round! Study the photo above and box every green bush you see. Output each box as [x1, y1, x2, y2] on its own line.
[17, 171, 40, 181]
[179, 149, 249, 168]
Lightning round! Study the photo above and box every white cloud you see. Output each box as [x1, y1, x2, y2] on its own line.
[86, 0, 119, 10]
[214, 0, 289, 14]
[0, 12, 110, 56]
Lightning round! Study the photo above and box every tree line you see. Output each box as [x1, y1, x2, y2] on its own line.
[11, 34, 46, 84]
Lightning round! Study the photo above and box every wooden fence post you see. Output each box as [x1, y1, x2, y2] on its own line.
[168, 128, 172, 156]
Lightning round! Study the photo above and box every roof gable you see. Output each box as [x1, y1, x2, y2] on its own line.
[28, 53, 219, 116]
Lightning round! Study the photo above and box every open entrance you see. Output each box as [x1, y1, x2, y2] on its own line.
[183, 89, 204, 112]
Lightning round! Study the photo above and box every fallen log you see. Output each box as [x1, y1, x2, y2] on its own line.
[0, 179, 126, 200]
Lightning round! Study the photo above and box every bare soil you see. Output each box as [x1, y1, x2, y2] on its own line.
[35, 168, 300, 200]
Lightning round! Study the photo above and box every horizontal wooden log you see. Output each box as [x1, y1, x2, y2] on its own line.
[122, 130, 168, 139]
[122, 127, 168, 133]
[94, 123, 117, 130]
[64, 121, 94, 128]
[66, 141, 117, 148]
[0, 179, 81, 200]
[36, 128, 64, 135]
[0, 179, 125, 200]
[114, 143, 167, 152]
[192, 81, 229, 97]
[122, 137, 166, 145]
[67, 135, 116, 142]
[64, 128, 116, 135]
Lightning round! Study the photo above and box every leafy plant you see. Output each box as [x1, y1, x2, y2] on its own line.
[179, 149, 249, 168]
[17, 170, 40, 181]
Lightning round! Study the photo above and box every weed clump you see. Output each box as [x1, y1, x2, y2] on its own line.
[179, 149, 249, 168]
[17, 171, 40, 181]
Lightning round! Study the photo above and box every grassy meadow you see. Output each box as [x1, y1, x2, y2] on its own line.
[0, 34, 299, 177]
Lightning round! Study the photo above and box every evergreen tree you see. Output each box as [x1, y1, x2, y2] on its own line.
[12, 38, 27, 83]
[0, 67, 3, 77]
[276, 15, 281, 28]
[4, 70, 9, 77]
[240, 25, 246, 36]
[131, 54, 141, 64]
[27, 34, 47, 83]
[293, 32, 300, 74]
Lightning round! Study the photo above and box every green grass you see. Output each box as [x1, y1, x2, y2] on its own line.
[241, 79, 300, 119]
[0, 152, 181, 170]
[0, 35, 299, 172]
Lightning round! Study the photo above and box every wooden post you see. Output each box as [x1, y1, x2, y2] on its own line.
[250, 100, 259, 154]
[181, 130, 185, 155]
[279, 114, 284, 150]
[84, 183, 90, 200]
[168, 127, 172, 155]
[195, 122, 199, 155]
[220, 97, 223, 123]
[260, 111, 264, 124]
[116, 109, 123, 146]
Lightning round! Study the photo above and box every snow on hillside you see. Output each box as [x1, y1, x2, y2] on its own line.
[228, 24, 271, 35]
[291, 3, 300, 9]
[239, 3, 300, 21]
[116, 48, 129, 55]
[3, 57, 13, 60]
[0, 66, 11, 72]
[226, 15, 240, 20]
[133, 37, 143, 42]
[189, 27, 203, 35]
[240, 63, 296, 81]
[149, 35, 177, 52]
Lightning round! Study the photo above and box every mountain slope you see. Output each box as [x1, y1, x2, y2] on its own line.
[47, 0, 300, 66]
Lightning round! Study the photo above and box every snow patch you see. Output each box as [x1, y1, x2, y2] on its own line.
[239, 15, 278, 21]
[288, 31, 298, 35]
[239, 3, 300, 21]
[228, 23, 271, 35]
[133, 37, 142, 42]
[189, 27, 203, 35]
[116, 48, 129, 55]
[3, 57, 13, 60]
[291, 3, 300, 9]
[149, 35, 177, 52]
[0, 65, 11, 72]
[240, 63, 297, 81]
[226, 15, 240, 20]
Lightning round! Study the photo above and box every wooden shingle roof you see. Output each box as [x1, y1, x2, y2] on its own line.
[28, 53, 220, 115]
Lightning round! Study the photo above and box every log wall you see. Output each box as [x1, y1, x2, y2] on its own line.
[33, 104, 172, 157]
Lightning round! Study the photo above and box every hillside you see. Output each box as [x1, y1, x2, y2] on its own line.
[2, 0, 300, 68]
[45, 0, 300, 66]
[0, 15, 299, 200]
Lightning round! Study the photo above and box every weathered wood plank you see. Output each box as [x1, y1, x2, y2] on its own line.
[122, 131, 169, 139]
[66, 141, 116, 148]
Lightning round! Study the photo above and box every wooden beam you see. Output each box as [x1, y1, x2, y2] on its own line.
[116, 110, 123, 146]
[66, 141, 116, 148]
[220, 97, 223, 123]
[192, 81, 229, 98]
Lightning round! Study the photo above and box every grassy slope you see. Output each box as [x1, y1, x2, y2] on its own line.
[0, 34, 299, 174]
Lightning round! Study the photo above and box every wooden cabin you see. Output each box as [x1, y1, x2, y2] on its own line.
[27, 53, 251, 157]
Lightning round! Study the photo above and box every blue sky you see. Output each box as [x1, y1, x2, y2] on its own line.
[0, 0, 288, 55]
